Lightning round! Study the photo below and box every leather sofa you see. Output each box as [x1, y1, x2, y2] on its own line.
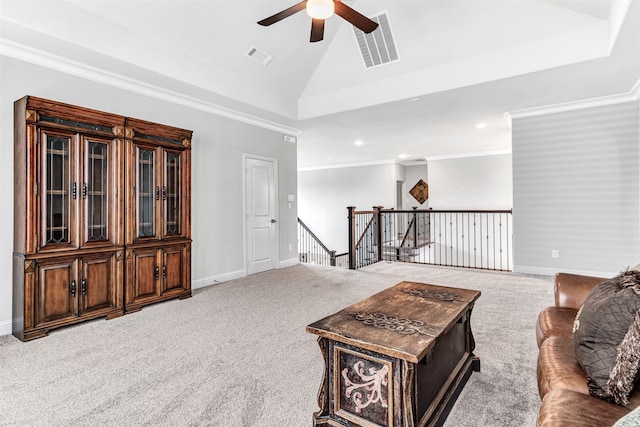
[536, 272, 640, 426]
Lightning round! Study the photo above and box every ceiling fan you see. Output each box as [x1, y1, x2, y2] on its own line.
[257, 0, 379, 43]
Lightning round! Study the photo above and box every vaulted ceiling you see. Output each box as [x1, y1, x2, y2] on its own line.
[1, 0, 639, 168]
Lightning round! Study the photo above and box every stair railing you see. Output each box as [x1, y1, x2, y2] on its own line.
[347, 206, 383, 269]
[348, 207, 512, 271]
[298, 218, 348, 267]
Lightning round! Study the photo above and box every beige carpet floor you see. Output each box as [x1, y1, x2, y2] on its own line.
[0, 262, 554, 426]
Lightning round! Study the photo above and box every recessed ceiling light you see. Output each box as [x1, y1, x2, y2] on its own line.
[398, 153, 407, 159]
[475, 123, 487, 129]
[355, 140, 364, 146]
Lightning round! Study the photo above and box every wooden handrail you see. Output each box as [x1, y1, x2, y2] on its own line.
[297, 218, 332, 255]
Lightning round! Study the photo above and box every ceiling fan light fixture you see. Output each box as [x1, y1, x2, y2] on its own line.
[306, 0, 334, 19]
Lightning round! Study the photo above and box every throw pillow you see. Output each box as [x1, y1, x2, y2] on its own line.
[573, 270, 640, 405]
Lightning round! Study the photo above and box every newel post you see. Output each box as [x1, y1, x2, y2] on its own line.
[347, 206, 356, 270]
[412, 206, 418, 247]
[374, 206, 384, 263]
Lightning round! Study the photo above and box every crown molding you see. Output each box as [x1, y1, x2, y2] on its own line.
[0, 38, 302, 136]
[426, 149, 512, 162]
[298, 159, 398, 172]
[298, 149, 512, 171]
[507, 77, 640, 120]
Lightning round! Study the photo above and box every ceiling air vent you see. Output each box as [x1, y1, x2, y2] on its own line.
[353, 12, 399, 69]
[245, 45, 274, 66]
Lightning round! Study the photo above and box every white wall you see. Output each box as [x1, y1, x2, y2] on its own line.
[0, 57, 298, 336]
[298, 163, 399, 253]
[297, 157, 512, 253]
[427, 154, 513, 210]
[512, 100, 640, 276]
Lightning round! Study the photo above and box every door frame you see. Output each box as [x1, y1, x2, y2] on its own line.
[242, 153, 279, 275]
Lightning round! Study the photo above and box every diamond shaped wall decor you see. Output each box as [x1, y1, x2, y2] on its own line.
[409, 179, 429, 204]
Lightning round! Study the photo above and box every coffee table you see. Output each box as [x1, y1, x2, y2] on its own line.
[306, 281, 481, 427]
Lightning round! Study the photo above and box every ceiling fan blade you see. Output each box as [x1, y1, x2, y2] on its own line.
[257, 1, 307, 26]
[334, 1, 378, 33]
[310, 18, 325, 42]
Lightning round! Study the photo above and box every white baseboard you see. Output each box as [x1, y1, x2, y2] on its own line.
[191, 268, 247, 290]
[192, 260, 298, 290]
[278, 258, 299, 269]
[513, 264, 615, 279]
[0, 319, 12, 337]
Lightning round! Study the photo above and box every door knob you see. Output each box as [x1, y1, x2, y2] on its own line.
[271, 219, 277, 223]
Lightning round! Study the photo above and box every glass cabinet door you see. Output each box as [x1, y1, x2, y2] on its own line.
[84, 139, 110, 244]
[137, 147, 156, 238]
[164, 151, 181, 237]
[41, 131, 74, 249]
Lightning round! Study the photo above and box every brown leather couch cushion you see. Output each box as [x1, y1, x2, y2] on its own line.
[554, 273, 607, 309]
[538, 336, 589, 399]
[536, 306, 578, 348]
[538, 335, 640, 409]
[538, 389, 630, 427]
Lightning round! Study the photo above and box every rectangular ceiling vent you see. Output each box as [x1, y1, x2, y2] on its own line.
[245, 46, 274, 66]
[353, 12, 400, 69]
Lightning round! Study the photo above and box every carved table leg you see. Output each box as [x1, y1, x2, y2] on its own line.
[402, 359, 416, 427]
[313, 337, 331, 425]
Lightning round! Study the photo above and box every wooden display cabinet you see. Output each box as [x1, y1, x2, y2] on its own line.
[13, 96, 192, 341]
[13, 96, 126, 341]
[124, 117, 192, 312]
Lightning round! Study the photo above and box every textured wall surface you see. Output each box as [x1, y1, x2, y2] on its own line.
[512, 100, 640, 276]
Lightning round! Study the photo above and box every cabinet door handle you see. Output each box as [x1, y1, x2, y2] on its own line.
[162, 186, 167, 200]
[155, 187, 160, 200]
[81, 278, 87, 295]
[154, 266, 159, 280]
[71, 279, 76, 297]
[162, 266, 166, 279]
[82, 182, 87, 199]
[72, 182, 77, 200]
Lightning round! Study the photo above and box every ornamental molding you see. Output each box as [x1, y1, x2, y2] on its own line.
[400, 287, 462, 302]
[124, 126, 135, 139]
[342, 361, 389, 413]
[348, 312, 438, 336]
[25, 109, 37, 123]
[112, 125, 125, 138]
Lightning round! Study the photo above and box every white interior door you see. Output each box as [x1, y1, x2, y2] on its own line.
[245, 156, 277, 275]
